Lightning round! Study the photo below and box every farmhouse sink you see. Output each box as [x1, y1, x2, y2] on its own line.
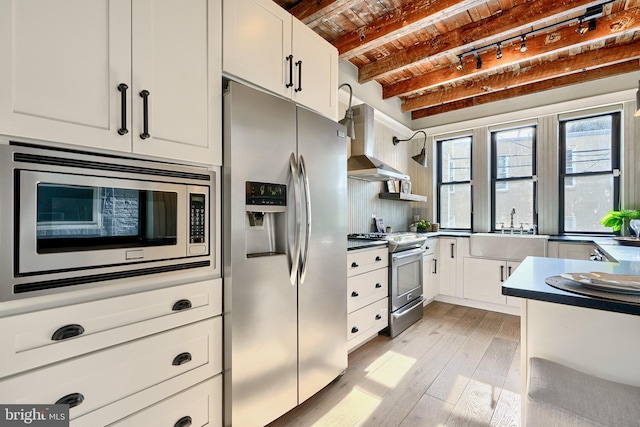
[469, 233, 549, 259]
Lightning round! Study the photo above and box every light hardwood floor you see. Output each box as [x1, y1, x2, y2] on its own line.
[268, 302, 522, 427]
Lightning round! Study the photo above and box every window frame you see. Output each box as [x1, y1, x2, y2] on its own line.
[559, 112, 621, 235]
[437, 136, 473, 231]
[490, 126, 538, 233]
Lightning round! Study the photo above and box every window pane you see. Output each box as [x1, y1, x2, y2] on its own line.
[564, 174, 613, 233]
[495, 127, 534, 178]
[494, 180, 534, 231]
[439, 183, 471, 229]
[441, 137, 471, 182]
[565, 116, 612, 173]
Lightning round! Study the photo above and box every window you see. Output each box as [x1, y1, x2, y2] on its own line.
[437, 136, 472, 230]
[491, 126, 537, 232]
[560, 113, 620, 233]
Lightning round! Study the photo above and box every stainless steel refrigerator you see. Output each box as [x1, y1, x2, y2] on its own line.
[222, 81, 348, 427]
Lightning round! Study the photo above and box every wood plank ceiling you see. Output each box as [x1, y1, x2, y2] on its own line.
[273, 0, 640, 119]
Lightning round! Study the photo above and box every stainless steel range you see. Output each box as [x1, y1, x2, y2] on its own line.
[348, 232, 428, 337]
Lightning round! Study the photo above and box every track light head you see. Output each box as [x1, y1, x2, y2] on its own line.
[474, 51, 482, 69]
[577, 18, 588, 34]
[456, 55, 464, 71]
[520, 35, 527, 53]
[496, 43, 502, 59]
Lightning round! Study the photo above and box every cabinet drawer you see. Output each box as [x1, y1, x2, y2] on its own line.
[0, 317, 222, 421]
[0, 279, 221, 378]
[347, 298, 388, 344]
[104, 376, 222, 427]
[347, 268, 388, 313]
[347, 248, 388, 277]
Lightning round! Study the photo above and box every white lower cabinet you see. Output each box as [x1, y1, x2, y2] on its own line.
[347, 247, 389, 352]
[438, 237, 463, 297]
[552, 242, 598, 260]
[347, 298, 388, 351]
[423, 238, 439, 302]
[463, 258, 521, 306]
[0, 317, 221, 421]
[0, 279, 221, 378]
[0, 280, 223, 426]
[84, 376, 222, 427]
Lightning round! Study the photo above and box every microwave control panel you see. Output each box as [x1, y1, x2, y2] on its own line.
[190, 193, 206, 243]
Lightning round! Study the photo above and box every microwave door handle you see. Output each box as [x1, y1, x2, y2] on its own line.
[299, 155, 311, 284]
[289, 153, 301, 285]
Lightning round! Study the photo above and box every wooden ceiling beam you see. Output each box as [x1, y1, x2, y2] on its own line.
[410, 60, 640, 118]
[331, 0, 489, 60]
[288, 0, 351, 26]
[359, 0, 608, 83]
[401, 39, 640, 112]
[383, 6, 640, 99]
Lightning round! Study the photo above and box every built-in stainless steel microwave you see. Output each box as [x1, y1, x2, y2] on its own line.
[0, 142, 220, 301]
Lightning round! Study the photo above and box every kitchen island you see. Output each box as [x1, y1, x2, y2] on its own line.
[503, 256, 640, 423]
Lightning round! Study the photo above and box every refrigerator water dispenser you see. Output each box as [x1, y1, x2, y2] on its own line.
[245, 181, 287, 257]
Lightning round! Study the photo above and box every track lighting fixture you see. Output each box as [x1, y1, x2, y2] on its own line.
[453, 1, 608, 69]
[520, 35, 527, 53]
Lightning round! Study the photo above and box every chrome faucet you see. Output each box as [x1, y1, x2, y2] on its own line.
[509, 208, 516, 233]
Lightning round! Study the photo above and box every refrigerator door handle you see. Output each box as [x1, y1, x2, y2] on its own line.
[289, 153, 302, 285]
[299, 155, 311, 284]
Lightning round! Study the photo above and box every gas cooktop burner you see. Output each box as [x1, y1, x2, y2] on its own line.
[348, 232, 428, 252]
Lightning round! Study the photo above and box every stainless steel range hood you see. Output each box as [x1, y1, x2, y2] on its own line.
[348, 104, 409, 181]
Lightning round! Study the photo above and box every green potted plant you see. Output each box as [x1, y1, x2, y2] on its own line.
[600, 209, 640, 235]
[416, 219, 431, 233]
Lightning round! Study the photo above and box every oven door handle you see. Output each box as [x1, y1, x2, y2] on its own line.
[392, 248, 425, 263]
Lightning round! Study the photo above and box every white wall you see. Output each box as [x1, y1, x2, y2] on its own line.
[339, 64, 640, 234]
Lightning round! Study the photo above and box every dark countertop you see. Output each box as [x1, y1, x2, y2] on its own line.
[502, 256, 640, 316]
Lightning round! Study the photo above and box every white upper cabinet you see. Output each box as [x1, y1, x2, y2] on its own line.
[131, 0, 221, 165]
[290, 19, 338, 120]
[222, 0, 338, 120]
[0, 0, 221, 166]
